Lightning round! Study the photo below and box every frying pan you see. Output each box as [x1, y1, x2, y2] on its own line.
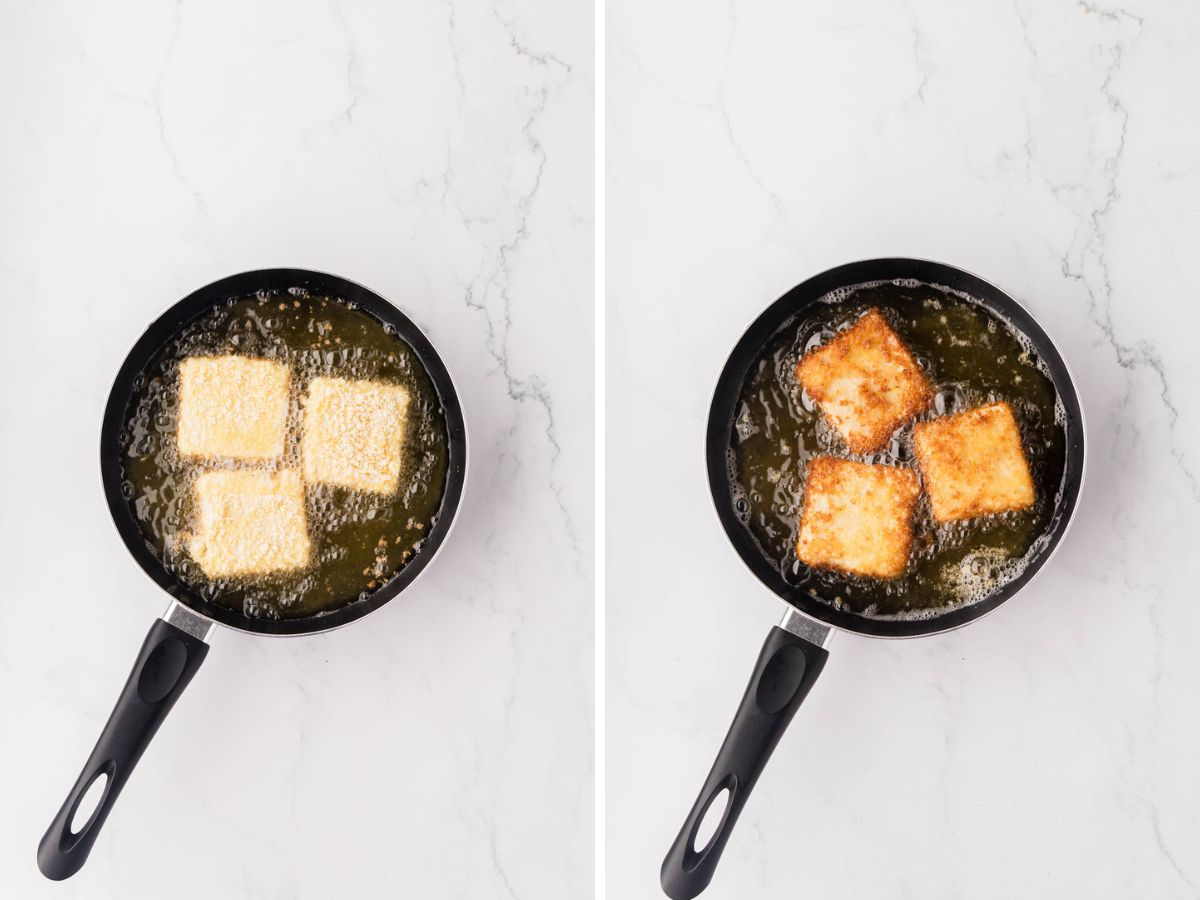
[660, 258, 1085, 899]
[37, 269, 467, 880]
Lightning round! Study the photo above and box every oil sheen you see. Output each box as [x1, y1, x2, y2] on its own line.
[731, 280, 1067, 618]
[120, 290, 449, 620]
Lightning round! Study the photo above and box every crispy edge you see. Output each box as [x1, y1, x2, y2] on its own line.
[795, 456, 920, 579]
[794, 309, 932, 453]
[912, 401, 1035, 522]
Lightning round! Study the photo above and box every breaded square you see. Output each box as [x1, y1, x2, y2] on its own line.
[187, 469, 311, 578]
[913, 401, 1035, 523]
[301, 377, 410, 494]
[177, 356, 291, 460]
[795, 309, 932, 454]
[796, 456, 920, 579]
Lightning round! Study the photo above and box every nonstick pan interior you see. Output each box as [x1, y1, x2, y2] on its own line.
[99, 268, 467, 636]
[705, 258, 1085, 638]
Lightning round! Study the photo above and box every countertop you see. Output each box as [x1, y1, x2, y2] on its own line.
[0, 1, 593, 898]
[607, 0, 1200, 897]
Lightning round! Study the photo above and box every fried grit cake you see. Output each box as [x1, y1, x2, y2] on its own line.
[913, 401, 1035, 523]
[177, 356, 291, 460]
[188, 469, 311, 578]
[301, 377, 410, 494]
[795, 309, 932, 454]
[796, 456, 921, 579]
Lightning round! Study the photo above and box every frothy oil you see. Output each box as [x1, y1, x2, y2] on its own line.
[119, 289, 450, 620]
[730, 280, 1068, 619]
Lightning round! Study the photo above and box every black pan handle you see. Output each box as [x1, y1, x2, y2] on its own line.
[661, 625, 829, 899]
[38, 617, 210, 880]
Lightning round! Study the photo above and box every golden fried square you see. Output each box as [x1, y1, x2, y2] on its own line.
[301, 377, 410, 494]
[796, 456, 920, 579]
[177, 356, 291, 460]
[187, 469, 311, 578]
[913, 401, 1035, 523]
[795, 309, 932, 454]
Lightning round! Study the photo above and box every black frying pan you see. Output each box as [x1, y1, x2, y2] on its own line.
[661, 259, 1085, 898]
[37, 269, 467, 880]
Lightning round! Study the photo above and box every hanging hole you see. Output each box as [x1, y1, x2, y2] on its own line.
[70, 768, 112, 836]
[692, 785, 732, 856]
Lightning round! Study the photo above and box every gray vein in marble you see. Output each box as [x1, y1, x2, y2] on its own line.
[717, 0, 785, 217]
[1060, 570, 1193, 889]
[493, 1, 574, 75]
[1013, 1, 1037, 176]
[488, 825, 519, 899]
[446, 0, 468, 94]
[430, 3, 468, 207]
[333, 0, 365, 123]
[1116, 569, 1195, 891]
[902, 0, 931, 103]
[454, 719, 522, 899]
[1056, 12, 1200, 503]
[453, 25, 584, 570]
[1077, 0, 1144, 28]
[152, 0, 205, 216]
[612, 7, 789, 218]
[1146, 799, 1198, 893]
[66, 4, 204, 217]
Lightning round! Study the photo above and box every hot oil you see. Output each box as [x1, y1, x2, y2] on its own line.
[120, 290, 450, 620]
[731, 280, 1067, 618]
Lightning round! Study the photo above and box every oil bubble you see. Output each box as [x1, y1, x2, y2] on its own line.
[118, 291, 450, 621]
[732, 278, 1068, 620]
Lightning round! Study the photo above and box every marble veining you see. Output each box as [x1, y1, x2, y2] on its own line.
[608, 0, 1200, 897]
[0, 1, 592, 897]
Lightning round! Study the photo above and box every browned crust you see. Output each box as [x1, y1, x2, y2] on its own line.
[913, 401, 1035, 523]
[795, 309, 933, 454]
[796, 456, 921, 579]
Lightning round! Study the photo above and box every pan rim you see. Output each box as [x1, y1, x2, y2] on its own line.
[704, 257, 1087, 639]
[98, 267, 468, 638]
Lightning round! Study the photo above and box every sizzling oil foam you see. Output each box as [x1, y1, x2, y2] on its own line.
[730, 279, 1068, 619]
[120, 290, 449, 620]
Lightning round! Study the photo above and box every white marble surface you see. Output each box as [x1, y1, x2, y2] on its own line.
[608, 0, 1200, 897]
[0, 1, 592, 897]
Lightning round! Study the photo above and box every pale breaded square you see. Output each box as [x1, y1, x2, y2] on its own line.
[301, 377, 410, 494]
[177, 356, 291, 460]
[795, 309, 932, 454]
[913, 401, 1035, 523]
[187, 470, 311, 579]
[796, 456, 920, 579]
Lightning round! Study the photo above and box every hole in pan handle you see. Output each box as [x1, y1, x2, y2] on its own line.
[37, 611, 211, 880]
[660, 620, 830, 899]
